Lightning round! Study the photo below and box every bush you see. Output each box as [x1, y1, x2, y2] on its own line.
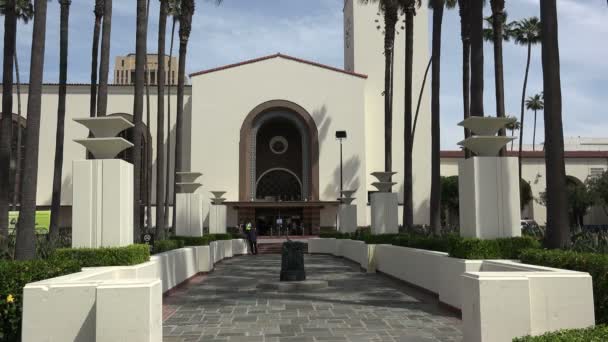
[152, 239, 184, 254]
[52, 244, 150, 267]
[0, 258, 81, 341]
[319, 232, 352, 239]
[448, 237, 540, 259]
[513, 325, 608, 341]
[520, 248, 608, 324]
[172, 236, 215, 246]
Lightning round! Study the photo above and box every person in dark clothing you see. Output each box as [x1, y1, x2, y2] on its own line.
[245, 221, 258, 255]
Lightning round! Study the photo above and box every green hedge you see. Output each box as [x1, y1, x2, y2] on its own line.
[513, 325, 608, 341]
[520, 248, 608, 324]
[52, 244, 150, 267]
[448, 237, 541, 259]
[0, 259, 81, 341]
[319, 233, 539, 259]
[153, 239, 184, 254]
[171, 234, 235, 247]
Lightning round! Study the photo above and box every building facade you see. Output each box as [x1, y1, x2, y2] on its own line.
[1, 1, 606, 232]
[114, 53, 178, 86]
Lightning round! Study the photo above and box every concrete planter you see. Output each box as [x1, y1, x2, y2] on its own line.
[22, 239, 248, 342]
[309, 238, 595, 342]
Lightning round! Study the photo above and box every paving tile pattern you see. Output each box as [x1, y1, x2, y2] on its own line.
[163, 255, 463, 342]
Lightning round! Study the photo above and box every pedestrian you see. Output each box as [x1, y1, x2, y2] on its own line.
[245, 221, 258, 255]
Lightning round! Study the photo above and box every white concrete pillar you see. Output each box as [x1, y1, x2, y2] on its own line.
[338, 204, 357, 233]
[209, 204, 227, 234]
[72, 159, 134, 248]
[370, 192, 398, 234]
[175, 193, 204, 237]
[458, 157, 521, 239]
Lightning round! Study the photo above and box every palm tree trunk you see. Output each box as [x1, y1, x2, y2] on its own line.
[1, 0, 17, 243]
[15, 0, 48, 260]
[90, 0, 103, 118]
[518, 43, 532, 181]
[470, 0, 484, 118]
[532, 109, 537, 151]
[458, 0, 472, 158]
[430, 3, 444, 234]
[49, 0, 71, 241]
[133, 0, 147, 242]
[403, 7, 415, 231]
[491, 0, 507, 156]
[156, 0, 168, 240]
[383, 8, 397, 176]
[174, 0, 195, 233]
[540, 0, 569, 248]
[144, 0, 152, 234]
[164, 17, 176, 233]
[12, 50, 23, 212]
[97, 0, 112, 117]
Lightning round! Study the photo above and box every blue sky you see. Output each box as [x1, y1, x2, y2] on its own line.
[0, 0, 606, 148]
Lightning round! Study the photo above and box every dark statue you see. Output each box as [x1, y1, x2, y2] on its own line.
[280, 240, 306, 281]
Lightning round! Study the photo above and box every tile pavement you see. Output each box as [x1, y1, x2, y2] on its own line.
[163, 254, 463, 342]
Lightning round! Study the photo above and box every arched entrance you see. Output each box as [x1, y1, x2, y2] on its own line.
[234, 100, 326, 236]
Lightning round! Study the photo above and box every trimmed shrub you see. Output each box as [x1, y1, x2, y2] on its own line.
[52, 244, 150, 267]
[212, 234, 233, 241]
[513, 325, 608, 341]
[172, 236, 215, 246]
[319, 232, 352, 239]
[520, 248, 608, 324]
[0, 259, 81, 341]
[448, 237, 540, 259]
[152, 239, 184, 254]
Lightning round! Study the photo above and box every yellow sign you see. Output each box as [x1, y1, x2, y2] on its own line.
[8, 211, 51, 234]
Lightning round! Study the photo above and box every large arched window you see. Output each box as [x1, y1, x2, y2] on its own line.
[256, 169, 302, 201]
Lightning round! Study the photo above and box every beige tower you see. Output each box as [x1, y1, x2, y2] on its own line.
[344, 0, 432, 224]
[114, 53, 178, 86]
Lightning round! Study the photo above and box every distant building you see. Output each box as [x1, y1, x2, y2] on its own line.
[114, 53, 178, 86]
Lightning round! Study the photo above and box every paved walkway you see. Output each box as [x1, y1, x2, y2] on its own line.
[163, 255, 463, 342]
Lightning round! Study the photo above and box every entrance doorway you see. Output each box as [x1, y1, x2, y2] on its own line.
[255, 208, 303, 236]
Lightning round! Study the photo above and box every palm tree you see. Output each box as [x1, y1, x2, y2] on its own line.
[156, 0, 169, 240]
[133, 0, 148, 241]
[164, 0, 179, 232]
[0, 0, 18, 243]
[15, 0, 49, 260]
[525, 93, 544, 151]
[456, 0, 471, 158]
[1, 0, 33, 213]
[505, 116, 520, 151]
[173, 0, 196, 232]
[401, 0, 421, 231]
[469, 0, 484, 119]
[429, 0, 456, 233]
[360, 0, 400, 185]
[483, 1, 510, 155]
[511, 17, 541, 181]
[90, 0, 104, 119]
[49, 0, 72, 241]
[144, 0, 153, 234]
[539, 0, 569, 249]
[97, 0, 112, 117]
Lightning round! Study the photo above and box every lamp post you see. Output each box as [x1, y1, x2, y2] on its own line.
[335, 131, 347, 197]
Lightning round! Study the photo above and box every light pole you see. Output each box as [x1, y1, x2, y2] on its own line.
[335, 131, 347, 197]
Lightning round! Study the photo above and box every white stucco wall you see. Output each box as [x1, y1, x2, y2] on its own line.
[348, 0, 432, 225]
[190, 56, 369, 226]
[0, 84, 191, 209]
[441, 155, 608, 225]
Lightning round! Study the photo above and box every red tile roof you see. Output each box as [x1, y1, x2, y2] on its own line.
[441, 150, 608, 159]
[189, 53, 368, 79]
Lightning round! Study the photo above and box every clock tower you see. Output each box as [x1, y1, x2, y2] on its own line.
[343, 0, 433, 225]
